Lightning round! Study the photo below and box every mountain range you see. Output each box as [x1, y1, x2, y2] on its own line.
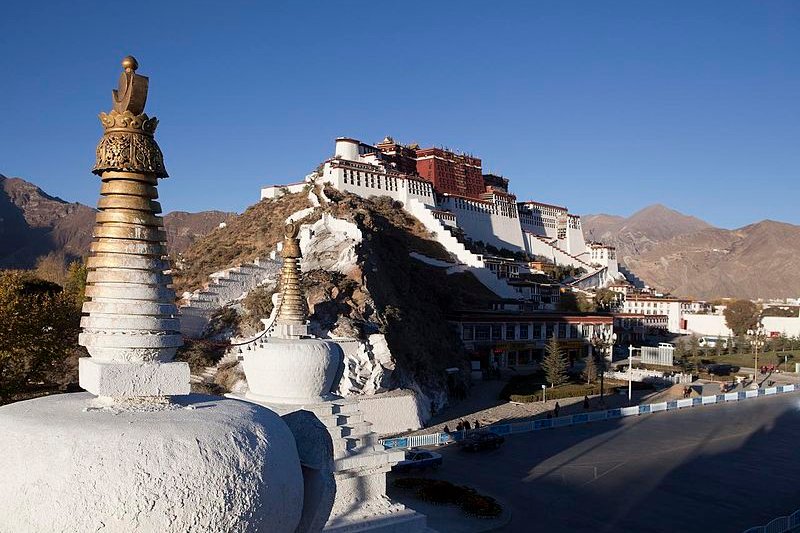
[2, 174, 797, 299]
[583, 204, 800, 300]
[0, 174, 234, 270]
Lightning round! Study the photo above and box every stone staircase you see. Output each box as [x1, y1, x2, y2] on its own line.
[179, 253, 282, 338]
[529, 233, 593, 269]
[405, 198, 521, 299]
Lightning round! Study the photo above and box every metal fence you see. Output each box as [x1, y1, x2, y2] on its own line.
[743, 509, 800, 533]
[379, 383, 798, 450]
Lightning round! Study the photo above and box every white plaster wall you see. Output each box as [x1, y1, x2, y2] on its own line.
[355, 390, 427, 436]
[683, 314, 733, 337]
[524, 232, 588, 269]
[762, 316, 800, 338]
[438, 197, 525, 252]
[567, 224, 588, 257]
[261, 182, 307, 200]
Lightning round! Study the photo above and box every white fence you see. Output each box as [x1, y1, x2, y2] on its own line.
[743, 508, 800, 533]
[640, 345, 674, 367]
[380, 384, 799, 449]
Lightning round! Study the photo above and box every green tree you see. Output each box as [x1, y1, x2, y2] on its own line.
[594, 289, 618, 312]
[0, 271, 81, 402]
[724, 300, 760, 337]
[688, 335, 701, 372]
[542, 335, 569, 387]
[582, 351, 597, 384]
[63, 260, 88, 309]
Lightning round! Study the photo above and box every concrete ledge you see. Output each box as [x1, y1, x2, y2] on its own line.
[79, 358, 190, 397]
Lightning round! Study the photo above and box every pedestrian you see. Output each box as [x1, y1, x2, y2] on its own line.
[456, 421, 463, 432]
[583, 395, 590, 410]
[474, 420, 480, 430]
[464, 420, 472, 431]
[443, 425, 450, 434]
[554, 402, 560, 417]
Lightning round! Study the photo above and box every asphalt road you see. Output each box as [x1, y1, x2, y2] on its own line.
[412, 392, 800, 533]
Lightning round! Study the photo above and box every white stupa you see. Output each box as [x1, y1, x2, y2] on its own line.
[234, 222, 429, 532]
[0, 57, 305, 533]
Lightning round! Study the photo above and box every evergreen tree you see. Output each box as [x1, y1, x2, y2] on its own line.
[582, 351, 597, 384]
[543, 335, 568, 387]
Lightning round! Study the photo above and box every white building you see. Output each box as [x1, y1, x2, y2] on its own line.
[622, 296, 693, 334]
[261, 136, 625, 291]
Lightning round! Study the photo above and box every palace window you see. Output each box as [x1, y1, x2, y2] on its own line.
[558, 323, 567, 339]
[533, 323, 542, 339]
[491, 324, 502, 340]
[463, 325, 474, 341]
[505, 324, 515, 340]
[475, 325, 490, 341]
[519, 324, 529, 339]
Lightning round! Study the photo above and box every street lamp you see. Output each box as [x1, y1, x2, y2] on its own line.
[541, 384, 546, 403]
[748, 326, 766, 389]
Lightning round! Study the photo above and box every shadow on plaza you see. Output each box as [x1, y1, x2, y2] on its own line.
[428, 394, 800, 533]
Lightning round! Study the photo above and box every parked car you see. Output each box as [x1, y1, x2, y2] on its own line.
[458, 431, 505, 452]
[706, 364, 740, 376]
[391, 449, 443, 473]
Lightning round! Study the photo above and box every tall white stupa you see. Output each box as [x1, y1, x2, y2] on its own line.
[0, 57, 305, 533]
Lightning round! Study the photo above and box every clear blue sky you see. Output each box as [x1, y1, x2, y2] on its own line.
[1, 1, 797, 228]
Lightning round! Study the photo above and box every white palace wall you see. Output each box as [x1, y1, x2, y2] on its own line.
[438, 196, 526, 252]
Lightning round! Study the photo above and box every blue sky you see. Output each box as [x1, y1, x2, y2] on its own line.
[1, 1, 797, 228]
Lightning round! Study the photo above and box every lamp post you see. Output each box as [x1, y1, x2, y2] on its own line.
[628, 344, 634, 402]
[541, 384, 546, 403]
[748, 326, 766, 389]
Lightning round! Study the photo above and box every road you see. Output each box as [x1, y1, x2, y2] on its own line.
[405, 392, 800, 532]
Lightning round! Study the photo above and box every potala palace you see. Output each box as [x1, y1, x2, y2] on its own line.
[262, 136, 625, 298]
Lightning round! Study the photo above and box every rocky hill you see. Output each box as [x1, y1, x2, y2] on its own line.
[172, 186, 495, 406]
[0, 174, 233, 270]
[583, 204, 800, 299]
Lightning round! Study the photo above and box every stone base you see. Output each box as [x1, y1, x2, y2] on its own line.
[229, 393, 429, 532]
[273, 322, 310, 338]
[0, 393, 304, 533]
[79, 357, 190, 397]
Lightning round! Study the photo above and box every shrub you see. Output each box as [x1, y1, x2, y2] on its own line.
[391, 478, 502, 518]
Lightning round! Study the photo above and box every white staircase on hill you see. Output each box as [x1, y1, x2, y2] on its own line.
[405, 198, 521, 299]
[180, 253, 282, 338]
[527, 232, 593, 270]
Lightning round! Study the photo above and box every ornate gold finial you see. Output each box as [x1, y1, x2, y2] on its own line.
[121, 55, 139, 72]
[276, 222, 308, 325]
[113, 55, 148, 115]
[93, 56, 167, 178]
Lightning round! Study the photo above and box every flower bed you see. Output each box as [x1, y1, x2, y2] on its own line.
[392, 477, 502, 518]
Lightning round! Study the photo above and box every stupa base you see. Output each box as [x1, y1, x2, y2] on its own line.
[79, 357, 190, 397]
[0, 392, 304, 533]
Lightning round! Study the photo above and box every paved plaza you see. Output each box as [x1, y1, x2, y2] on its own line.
[404, 392, 800, 532]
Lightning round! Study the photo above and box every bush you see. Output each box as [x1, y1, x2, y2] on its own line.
[509, 383, 605, 403]
[392, 478, 502, 518]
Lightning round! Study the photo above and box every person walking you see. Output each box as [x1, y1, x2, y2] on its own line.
[554, 402, 560, 417]
[474, 420, 481, 430]
[583, 395, 590, 410]
[443, 425, 450, 434]
[464, 420, 472, 431]
[456, 421, 463, 432]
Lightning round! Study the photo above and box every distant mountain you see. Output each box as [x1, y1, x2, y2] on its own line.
[583, 204, 712, 258]
[583, 204, 800, 299]
[0, 174, 234, 270]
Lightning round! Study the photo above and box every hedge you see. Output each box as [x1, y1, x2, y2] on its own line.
[392, 478, 502, 518]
